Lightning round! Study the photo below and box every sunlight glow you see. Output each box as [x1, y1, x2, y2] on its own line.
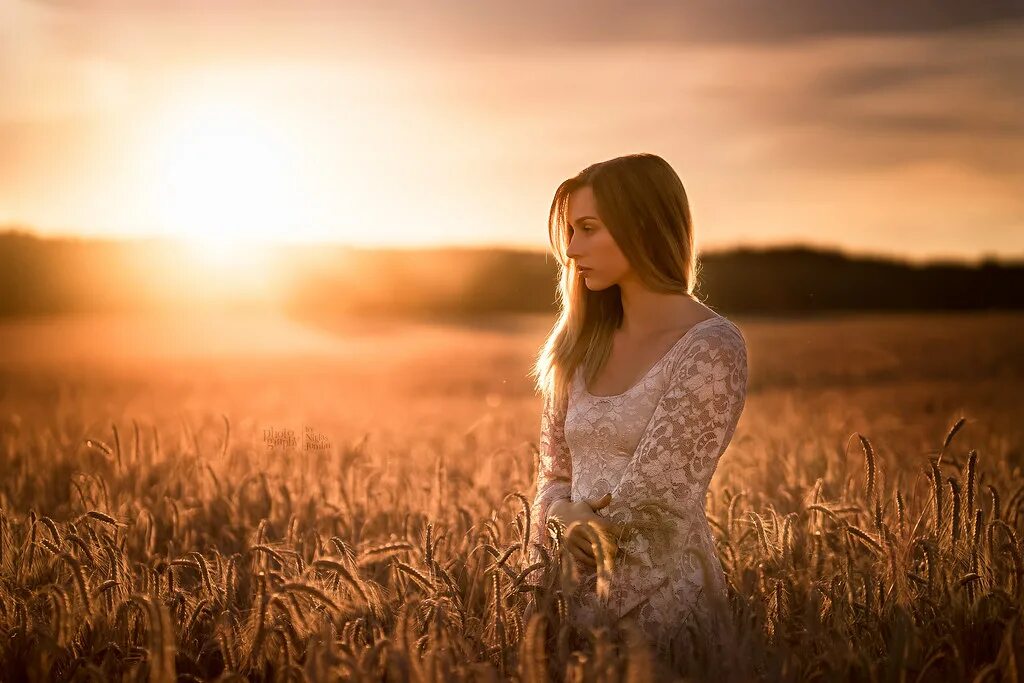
[145, 92, 310, 257]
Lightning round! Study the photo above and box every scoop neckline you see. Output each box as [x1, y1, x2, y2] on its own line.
[579, 315, 727, 399]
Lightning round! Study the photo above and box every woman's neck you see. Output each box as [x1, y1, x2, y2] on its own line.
[617, 276, 702, 337]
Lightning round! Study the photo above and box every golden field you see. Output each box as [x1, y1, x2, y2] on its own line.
[0, 310, 1022, 681]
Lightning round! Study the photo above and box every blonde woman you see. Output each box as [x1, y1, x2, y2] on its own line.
[528, 153, 748, 658]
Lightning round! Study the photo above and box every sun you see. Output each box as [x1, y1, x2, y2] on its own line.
[144, 93, 308, 256]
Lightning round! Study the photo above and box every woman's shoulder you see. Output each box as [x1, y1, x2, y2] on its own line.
[686, 313, 746, 349]
[667, 314, 747, 369]
[714, 314, 747, 348]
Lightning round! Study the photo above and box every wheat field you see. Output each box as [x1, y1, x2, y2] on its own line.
[0, 310, 1022, 682]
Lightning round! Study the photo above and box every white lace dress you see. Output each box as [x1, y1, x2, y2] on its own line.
[529, 315, 748, 650]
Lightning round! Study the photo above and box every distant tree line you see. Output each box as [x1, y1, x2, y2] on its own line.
[0, 229, 1021, 318]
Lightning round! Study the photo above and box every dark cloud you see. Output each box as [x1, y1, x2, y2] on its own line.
[658, 0, 1024, 42]
[809, 63, 956, 98]
[25, 0, 1024, 47]
[663, 20, 1024, 177]
[806, 34, 1024, 100]
[848, 112, 1024, 136]
[495, 0, 1024, 46]
[805, 48, 1024, 157]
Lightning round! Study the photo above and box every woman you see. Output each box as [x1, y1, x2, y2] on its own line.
[527, 153, 748, 657]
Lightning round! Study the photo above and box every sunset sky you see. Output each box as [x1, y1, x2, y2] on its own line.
[1, 0, 1022, 263]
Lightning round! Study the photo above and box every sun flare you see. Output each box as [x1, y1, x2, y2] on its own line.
[145, 93, 308, 255]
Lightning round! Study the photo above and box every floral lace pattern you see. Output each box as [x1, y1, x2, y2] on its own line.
[528, 316, 748, 651]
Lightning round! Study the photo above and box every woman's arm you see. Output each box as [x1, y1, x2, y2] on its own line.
[528, 386, 573, 564]
[605, 325, 749, 556]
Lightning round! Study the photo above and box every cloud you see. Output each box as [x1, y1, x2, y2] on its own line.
[18, 0, 1024, 47]
[808, 63, 956, 98]
[677, 22, 1024, 177]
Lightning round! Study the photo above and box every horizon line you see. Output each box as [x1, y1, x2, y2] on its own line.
[0, 224, 1020, 269]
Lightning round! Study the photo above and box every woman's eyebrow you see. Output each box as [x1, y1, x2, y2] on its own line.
[569, 215, 598, 228]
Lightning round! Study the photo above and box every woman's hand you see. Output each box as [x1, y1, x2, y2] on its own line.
[548, 492, 622, 569]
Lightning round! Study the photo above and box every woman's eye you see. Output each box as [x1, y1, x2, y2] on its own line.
[569, 224, 592, 238]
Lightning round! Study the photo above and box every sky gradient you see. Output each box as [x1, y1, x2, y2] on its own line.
[1, 0, 1022, 262]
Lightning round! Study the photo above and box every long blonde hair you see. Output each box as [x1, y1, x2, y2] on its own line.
[530, 153, 700, 408]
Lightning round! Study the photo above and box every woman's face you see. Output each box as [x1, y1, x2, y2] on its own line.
[565, 185, 632, 290]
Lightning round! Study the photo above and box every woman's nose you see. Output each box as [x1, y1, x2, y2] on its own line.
[566, 236, 581, 259]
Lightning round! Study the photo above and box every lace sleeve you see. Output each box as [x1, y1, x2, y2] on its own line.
[528, 386, 573, 566]
[606, 325, 748, 553]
